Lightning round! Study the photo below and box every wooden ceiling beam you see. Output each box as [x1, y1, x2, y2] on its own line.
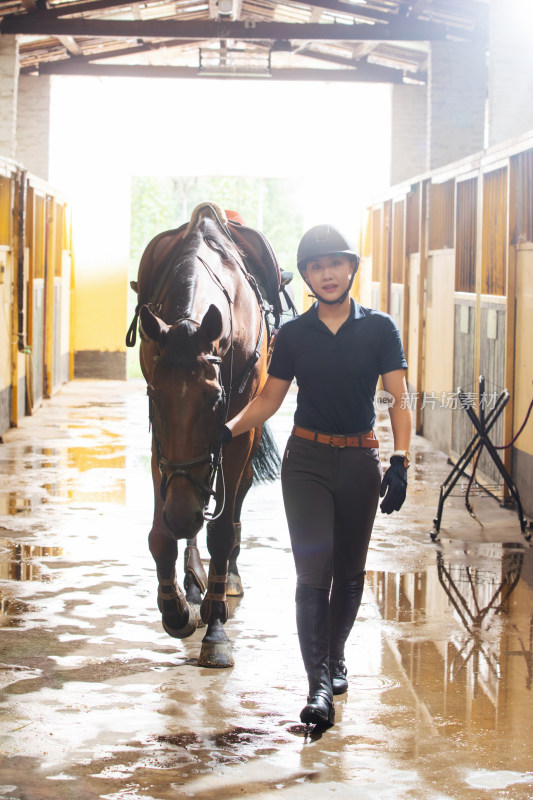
[1, 15, 485, 42]
[57, 34, 83, 54]
[34, 60, 410, 80]
[18, 37, 202, 71]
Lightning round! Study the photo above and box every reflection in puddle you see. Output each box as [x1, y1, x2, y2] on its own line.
[367, 541, 533, 739]
[0, 539, 63, 582]
[0, 539, 63, 626]
[67, 444, 125, 473]
[0, 594, 35, 627]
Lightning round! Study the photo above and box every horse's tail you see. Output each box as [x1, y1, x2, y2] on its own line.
[252, 422, 281, 484]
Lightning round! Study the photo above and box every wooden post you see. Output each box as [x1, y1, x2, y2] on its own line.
[503, 159, 518, 499]
[43, 196, 55, 398]
[68, 205, 76, 382]
[402, 189, 410, 363]
[415, 179, 429, 434]
[10, 171, 20, 426]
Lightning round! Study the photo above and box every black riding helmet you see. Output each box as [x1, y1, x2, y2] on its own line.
[297, 224, 360, 305]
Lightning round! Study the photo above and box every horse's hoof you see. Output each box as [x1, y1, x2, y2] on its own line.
[226, 572, 244, 597]
[161, 603, 199, 639]
[197, 639, 234, 668]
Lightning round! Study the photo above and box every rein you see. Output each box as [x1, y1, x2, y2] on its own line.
[150, 256, 266, 521]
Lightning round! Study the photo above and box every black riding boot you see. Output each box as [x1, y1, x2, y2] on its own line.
[296, 583, 335, 727]
[329, 572, 365, 695]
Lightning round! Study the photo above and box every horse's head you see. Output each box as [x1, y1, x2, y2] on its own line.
[140, 302, 225, 540]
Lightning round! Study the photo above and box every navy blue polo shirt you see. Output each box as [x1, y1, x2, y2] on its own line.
[268, 300, 407, 434]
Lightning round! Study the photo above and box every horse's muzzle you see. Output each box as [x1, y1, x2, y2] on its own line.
[162, 505, 204, 540]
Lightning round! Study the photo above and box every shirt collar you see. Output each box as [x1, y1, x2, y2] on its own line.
[301, 298, 366, 326]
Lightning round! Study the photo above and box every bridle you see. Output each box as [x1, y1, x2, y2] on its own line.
[149, 337, 227, 520]
[148, 254, 266, 521]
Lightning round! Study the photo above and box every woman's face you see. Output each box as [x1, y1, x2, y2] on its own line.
[303, 253, 355, 302]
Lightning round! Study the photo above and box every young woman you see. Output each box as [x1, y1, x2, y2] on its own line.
[222, 224, 412, 728]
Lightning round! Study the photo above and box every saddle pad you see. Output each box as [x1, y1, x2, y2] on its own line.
[227, 220, 283, 314]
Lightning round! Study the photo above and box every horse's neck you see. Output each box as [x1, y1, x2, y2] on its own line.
[193, 250, 259, 359]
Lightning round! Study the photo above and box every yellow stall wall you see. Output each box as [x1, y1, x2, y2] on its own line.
[70, 177, 130, 379]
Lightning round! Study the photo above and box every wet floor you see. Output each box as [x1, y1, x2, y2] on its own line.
[1, 380, 532, 800]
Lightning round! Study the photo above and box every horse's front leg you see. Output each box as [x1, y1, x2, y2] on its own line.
[149, 451, 199, 639]
[149, 525, 199, 638]
[197, 512, 236, 667]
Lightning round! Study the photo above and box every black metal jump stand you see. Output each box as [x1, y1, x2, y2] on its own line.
[432, 375, 530, 542]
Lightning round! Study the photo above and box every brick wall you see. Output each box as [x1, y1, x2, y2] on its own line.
[427, 41, 486, 170]
[390, 84, 427, 185]
[0, 35, 19, 159]
[17, 76, 51, 180]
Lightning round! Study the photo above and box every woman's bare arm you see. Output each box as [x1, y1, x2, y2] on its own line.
[382, 370, 412, 450]
[227, 376, 292, 437]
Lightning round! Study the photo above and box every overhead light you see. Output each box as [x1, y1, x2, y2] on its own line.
[218, 0, 234, 16]
[199, 47, 272, 76]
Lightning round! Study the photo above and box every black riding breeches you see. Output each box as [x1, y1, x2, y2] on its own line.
[281, 434, 382, 590]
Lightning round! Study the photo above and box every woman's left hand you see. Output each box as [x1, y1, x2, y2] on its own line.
[379, 456, 408, 514]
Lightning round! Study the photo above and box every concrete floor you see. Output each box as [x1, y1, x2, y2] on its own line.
[0, 380, 532, 800]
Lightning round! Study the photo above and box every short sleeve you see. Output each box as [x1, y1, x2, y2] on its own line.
[378, 316, 408, 375]
[268, 323, 295, 381]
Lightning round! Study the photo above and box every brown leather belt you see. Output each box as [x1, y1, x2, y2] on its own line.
[292, 426, 379, 449]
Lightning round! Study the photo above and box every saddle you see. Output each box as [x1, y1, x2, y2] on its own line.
[186, 202, 294, 324]
[127, 202, 295, 348]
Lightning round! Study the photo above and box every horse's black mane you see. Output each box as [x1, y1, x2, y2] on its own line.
[160, 217, 242, 369]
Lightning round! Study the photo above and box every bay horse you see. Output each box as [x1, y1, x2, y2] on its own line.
[128, 203, 280, 668]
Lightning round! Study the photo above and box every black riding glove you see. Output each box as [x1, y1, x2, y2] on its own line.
[218, 424, 233, 445]
[379, 455, 408, 514]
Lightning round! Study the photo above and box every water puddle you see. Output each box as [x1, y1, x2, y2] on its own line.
[0, 538, 63, 583]
[465, 769, 533, 790]
[1, 382, 533, 800]
[366, 539, 533, 741]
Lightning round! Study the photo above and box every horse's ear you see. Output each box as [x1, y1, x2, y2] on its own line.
[199, 304, 223, 343]
[139, 305, 170, 343]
